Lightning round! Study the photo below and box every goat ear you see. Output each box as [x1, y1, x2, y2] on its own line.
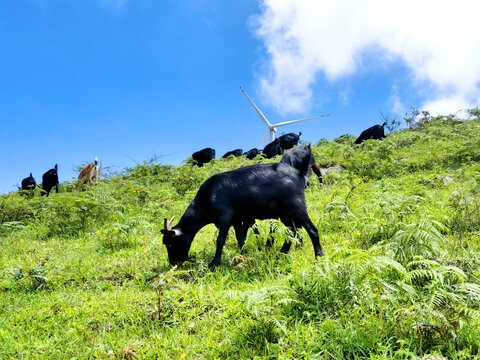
[161, 229, 178, 236]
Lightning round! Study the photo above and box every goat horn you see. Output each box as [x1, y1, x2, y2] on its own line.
[163, 218, 168, 230]
[167, 216, 175, 230]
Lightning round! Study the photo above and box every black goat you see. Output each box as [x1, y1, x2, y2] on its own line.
[192, 148, 215, 167]
[354, 122, 386, 144]
[161, 162, 324, 268]
[244, 148, 261, 160]
[222, 149, 243, 158]
[280, 146, 322, 185]
[278, 132, 302, 151]
[41, 164, 59, 197]
[262, 138, 282, 159]
[20, 173, 36, 191]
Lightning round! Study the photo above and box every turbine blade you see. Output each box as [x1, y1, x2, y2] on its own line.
[240, 86, 272, 127]
[273, 114, 330, 127]
[259, 129, 270, 148]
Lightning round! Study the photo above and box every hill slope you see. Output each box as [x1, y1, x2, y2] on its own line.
[1, 112, 480, 359]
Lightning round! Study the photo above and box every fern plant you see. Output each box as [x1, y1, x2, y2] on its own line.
[448, 187, 480, 235]
[395, 257, 480, 354]
[290, 247, 407, 320]
[389, 219, 447, 262]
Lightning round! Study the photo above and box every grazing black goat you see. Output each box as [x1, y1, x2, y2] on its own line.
[222, 149, 243, 158]
[161, 162, 324, 268]
[278, 132, 302, 151]
[262, 138, 282, 159]
[20, 173, 36, 190]
[354, 122, 387, 144]
[192, 148, 215, 167]
[244, 148, 261, 160]
[280, 146, 322, 185]
[41, 164, 59, 197]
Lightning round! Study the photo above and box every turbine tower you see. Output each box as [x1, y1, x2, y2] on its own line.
[240, 86, 330, 148]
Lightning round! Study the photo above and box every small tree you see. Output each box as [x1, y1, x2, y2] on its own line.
[380, 111, 401, 133]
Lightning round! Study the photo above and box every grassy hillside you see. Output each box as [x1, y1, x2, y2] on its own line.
[1, 112, 480, 359]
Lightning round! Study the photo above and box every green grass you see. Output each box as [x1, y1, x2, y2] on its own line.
[1, 112, 480, 359]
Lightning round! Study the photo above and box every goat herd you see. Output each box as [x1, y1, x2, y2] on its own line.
[16, 122, 387, 268]
[192, 132, 303, 167]
[19, 157, 99, 196]
[191, 122, 387, 167]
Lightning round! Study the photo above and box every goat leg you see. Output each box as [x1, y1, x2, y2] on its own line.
[209, 227, 229, 268]
[302, 217, 324, 257]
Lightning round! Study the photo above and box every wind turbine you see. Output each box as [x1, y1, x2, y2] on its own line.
[240, 86, 330, 148]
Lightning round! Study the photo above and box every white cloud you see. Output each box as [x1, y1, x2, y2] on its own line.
[338, 88, 350, 106]
[253, 0, 480, 114]
[422, 96, 473, 116]
[388, 87, 406, 116]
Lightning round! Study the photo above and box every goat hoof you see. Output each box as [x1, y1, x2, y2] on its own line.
[315, 250, 325, 257]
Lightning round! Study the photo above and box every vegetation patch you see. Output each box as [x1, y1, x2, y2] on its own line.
[1, 111, 480, 358]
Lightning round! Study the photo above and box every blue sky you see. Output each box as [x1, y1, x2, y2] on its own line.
[1, 0, 479, 194]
